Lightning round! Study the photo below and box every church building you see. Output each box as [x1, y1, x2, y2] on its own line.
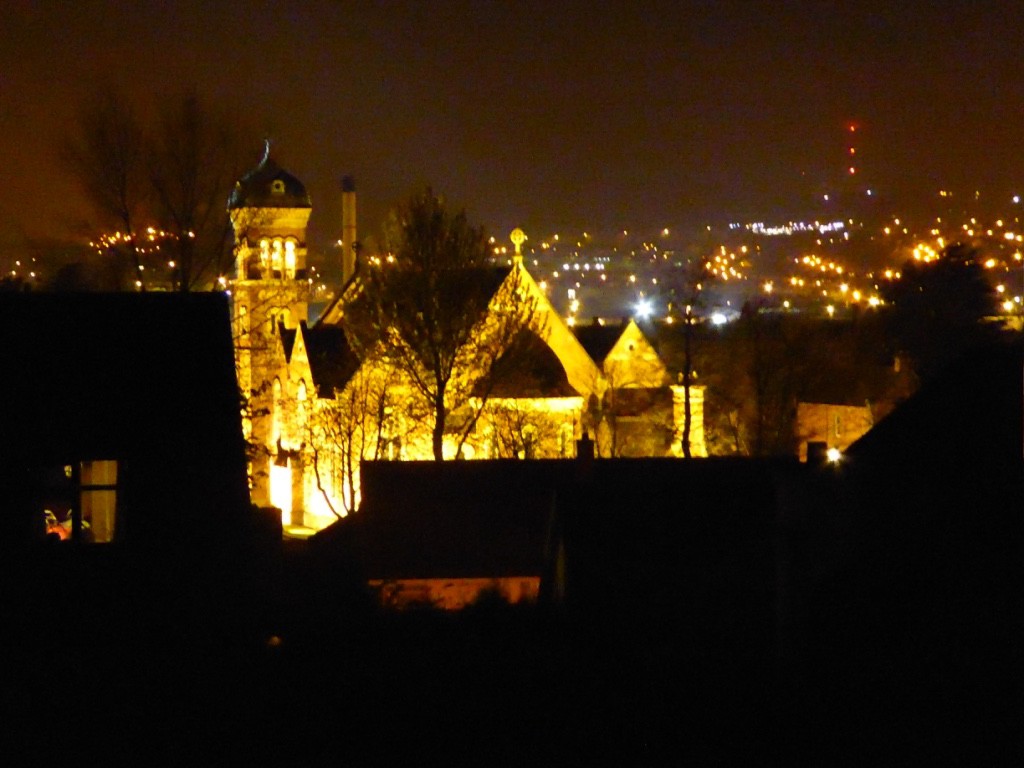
[228, 155, 706, 535]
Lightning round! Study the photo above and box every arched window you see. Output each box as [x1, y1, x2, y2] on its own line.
[259, 239, 270, 274]
[271, 239, 283, 276]
[284, 240, 297, 279]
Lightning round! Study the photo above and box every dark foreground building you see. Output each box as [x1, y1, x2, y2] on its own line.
[0, 292, 254, 551]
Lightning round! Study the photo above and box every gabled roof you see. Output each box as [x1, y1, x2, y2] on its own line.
[845, 343, 1023, 472]
[302, 323, 362, 395]
[475, 328, 579, 398]
[602, 319, 669, 387]
[318, 260, 602, 398]
[512, 263, 602, 396]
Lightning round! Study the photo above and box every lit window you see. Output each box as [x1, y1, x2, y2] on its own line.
[284, 241, 296, 279]
[259, 240, 270, 272]
[271, 240, 283, 275]
[79, 460, 118, 543]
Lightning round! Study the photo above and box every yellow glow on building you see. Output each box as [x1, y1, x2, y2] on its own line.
[269, 462, 293, 525]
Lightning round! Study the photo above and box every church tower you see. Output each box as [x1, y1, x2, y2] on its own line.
[228, 149, 312, 395]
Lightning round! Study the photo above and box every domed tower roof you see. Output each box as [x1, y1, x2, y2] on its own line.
[228, 150, 311, 210]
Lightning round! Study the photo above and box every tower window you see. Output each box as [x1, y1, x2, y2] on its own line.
[271, 239, 283, 276]
[284, 240, 296, 279]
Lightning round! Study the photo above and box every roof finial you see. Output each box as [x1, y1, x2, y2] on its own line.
[510, 227, 526, 263]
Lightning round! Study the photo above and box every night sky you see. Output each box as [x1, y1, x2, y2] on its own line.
[2, 0, 1022, 253]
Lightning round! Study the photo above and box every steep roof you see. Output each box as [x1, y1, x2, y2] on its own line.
[845, 342, 1022, 471]
[228, 155, 311, 209]
[475, 328, 579, 398]
[302, 323, 362, 395]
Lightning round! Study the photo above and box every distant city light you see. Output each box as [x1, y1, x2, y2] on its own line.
[826, 447, 842, 463]
[634, 299, 653, 319]
[710, 312, 728, 326]
[748, 220, 844, 236]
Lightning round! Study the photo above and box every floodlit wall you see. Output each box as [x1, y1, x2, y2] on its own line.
[796, 402, 874, 461]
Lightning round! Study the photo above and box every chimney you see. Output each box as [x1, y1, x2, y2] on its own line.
[341, 176, 357, 285]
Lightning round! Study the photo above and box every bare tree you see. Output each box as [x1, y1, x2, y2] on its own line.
[63, 89, 147, 287]
[665, 257, 706, 458]
[353, 189, 539, 460]
[484, 400, 561, 459]
[149, 93, 253, 291]
[310, 358, 416, 515]
[64, 90, 256, 292]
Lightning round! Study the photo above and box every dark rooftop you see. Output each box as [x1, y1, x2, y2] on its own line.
[478, 328, 579, 398]
[228, 155, 311, 210]
[303, 323, 362, 395]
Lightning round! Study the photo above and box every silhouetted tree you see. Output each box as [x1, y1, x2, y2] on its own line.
[882, 243, 997, 380]
[149, 93, 252, 291]
[63, 89, 147, 285]
[353, 189, 539, 460]
[665, 257, 706, 458]
[64, 89, 255, 291]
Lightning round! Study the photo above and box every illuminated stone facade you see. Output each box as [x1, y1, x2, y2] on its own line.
[796, 402, 874, 462]
[230, 160, 707, 534]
